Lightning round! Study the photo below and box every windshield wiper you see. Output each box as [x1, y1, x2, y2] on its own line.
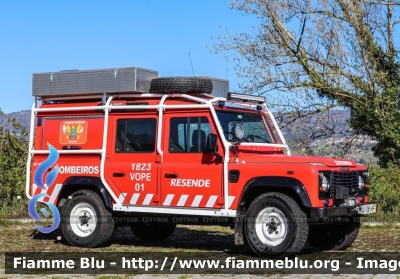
[245, 134, 271, 143]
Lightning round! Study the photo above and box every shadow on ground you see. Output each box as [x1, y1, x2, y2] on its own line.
[30, 225, 317, 255]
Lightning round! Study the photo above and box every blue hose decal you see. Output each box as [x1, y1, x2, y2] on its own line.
[33, 143, 59, 190]
[29, 143, 60, 233]
[28, 193, 60, 233]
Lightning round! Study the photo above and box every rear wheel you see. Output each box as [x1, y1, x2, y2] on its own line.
[245, 192, 308, 258]
[130, 222, 176, 241]
[307, 218, 360, 250]
[60, 190, 114, 247]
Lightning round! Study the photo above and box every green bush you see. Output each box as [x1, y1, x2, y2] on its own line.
[368, 167, 400, 222]
[0, 109, 29, 218]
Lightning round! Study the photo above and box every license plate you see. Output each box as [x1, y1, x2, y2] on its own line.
[357, 204, 376, 215]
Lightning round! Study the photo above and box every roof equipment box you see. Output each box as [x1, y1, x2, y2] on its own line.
[32, 67, 158, 97]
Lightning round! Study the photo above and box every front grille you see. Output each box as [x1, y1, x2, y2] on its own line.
[332, 172, 358, 188]
[331, 172, 358, 199]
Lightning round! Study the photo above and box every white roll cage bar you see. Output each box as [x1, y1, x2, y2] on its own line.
[26, 93, 290, 216]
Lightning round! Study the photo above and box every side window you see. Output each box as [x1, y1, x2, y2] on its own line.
[115, 118, 156, 153]
[169, 117, 212, 153]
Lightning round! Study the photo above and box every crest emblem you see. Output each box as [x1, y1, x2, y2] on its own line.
[65, 124, 82, 139]
[60, 121, 88, 144]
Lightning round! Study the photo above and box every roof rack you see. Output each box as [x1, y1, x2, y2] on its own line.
[32, 67, 231, 102]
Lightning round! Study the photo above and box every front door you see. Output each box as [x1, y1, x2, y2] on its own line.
[160, 113, 223, 209]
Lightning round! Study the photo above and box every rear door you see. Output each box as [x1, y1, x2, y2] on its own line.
[105, 116, 159, 206]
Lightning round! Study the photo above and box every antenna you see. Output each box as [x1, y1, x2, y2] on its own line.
[225, 69, 228, 95]
[188, 53, 196, 77]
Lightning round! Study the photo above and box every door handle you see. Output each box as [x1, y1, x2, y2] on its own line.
[113, 172, 125, 177]
[165, 173, 179, 178]
[62, 146, 82, 150]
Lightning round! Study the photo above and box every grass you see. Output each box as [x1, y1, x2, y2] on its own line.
[0, 198, 29, 219]
[1, 224, 400, 278]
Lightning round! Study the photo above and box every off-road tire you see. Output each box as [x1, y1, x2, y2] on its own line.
[307, 218, 360, 250]
[149, 77, 213, 94]
[130, 222, 176, 241]
[60, 190, 114, 248]
[245, 192, 308, 258]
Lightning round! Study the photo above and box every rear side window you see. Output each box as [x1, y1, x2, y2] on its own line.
[115, 118, 156, 153]
[169, 117, 212, 153]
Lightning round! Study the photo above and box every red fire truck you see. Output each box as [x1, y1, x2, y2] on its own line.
[26, 67, 376, 257]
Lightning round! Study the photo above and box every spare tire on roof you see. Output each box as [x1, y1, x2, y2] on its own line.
[149, 77, 213, 94]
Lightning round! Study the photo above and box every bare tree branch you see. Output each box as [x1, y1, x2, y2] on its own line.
[215, 0, 400, 167]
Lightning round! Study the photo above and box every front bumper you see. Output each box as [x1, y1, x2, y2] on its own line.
[310, 203, 376, 219]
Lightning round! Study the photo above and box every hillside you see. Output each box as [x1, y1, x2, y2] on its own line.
[0, 110, 31, 133]
[279, 110, 351, 141]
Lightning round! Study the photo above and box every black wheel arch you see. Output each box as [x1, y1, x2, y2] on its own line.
[57, 176, 113, 210]
[238, 176, 311, 210]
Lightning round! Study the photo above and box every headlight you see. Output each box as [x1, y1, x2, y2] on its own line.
[319, 172, 330, 192]
[359, 171, 370, 191]
[358, 174, 365, 190]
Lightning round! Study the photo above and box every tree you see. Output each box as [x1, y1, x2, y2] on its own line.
[0, 109, 29, 213]
[215, 0, 400, 167]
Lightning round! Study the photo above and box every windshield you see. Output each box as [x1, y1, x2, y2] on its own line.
[216, 110, 275, 143]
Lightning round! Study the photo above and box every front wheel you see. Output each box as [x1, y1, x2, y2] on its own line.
[245, 192, 308, 258]
[307, 218, 360, 250]
[60, 190, 114, 247]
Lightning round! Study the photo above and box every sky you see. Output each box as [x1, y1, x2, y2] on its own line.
[0, 0, 258, 113]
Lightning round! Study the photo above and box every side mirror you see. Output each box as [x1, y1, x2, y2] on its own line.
[205, 134, 222, 163]
[205, 134, 218, 153]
